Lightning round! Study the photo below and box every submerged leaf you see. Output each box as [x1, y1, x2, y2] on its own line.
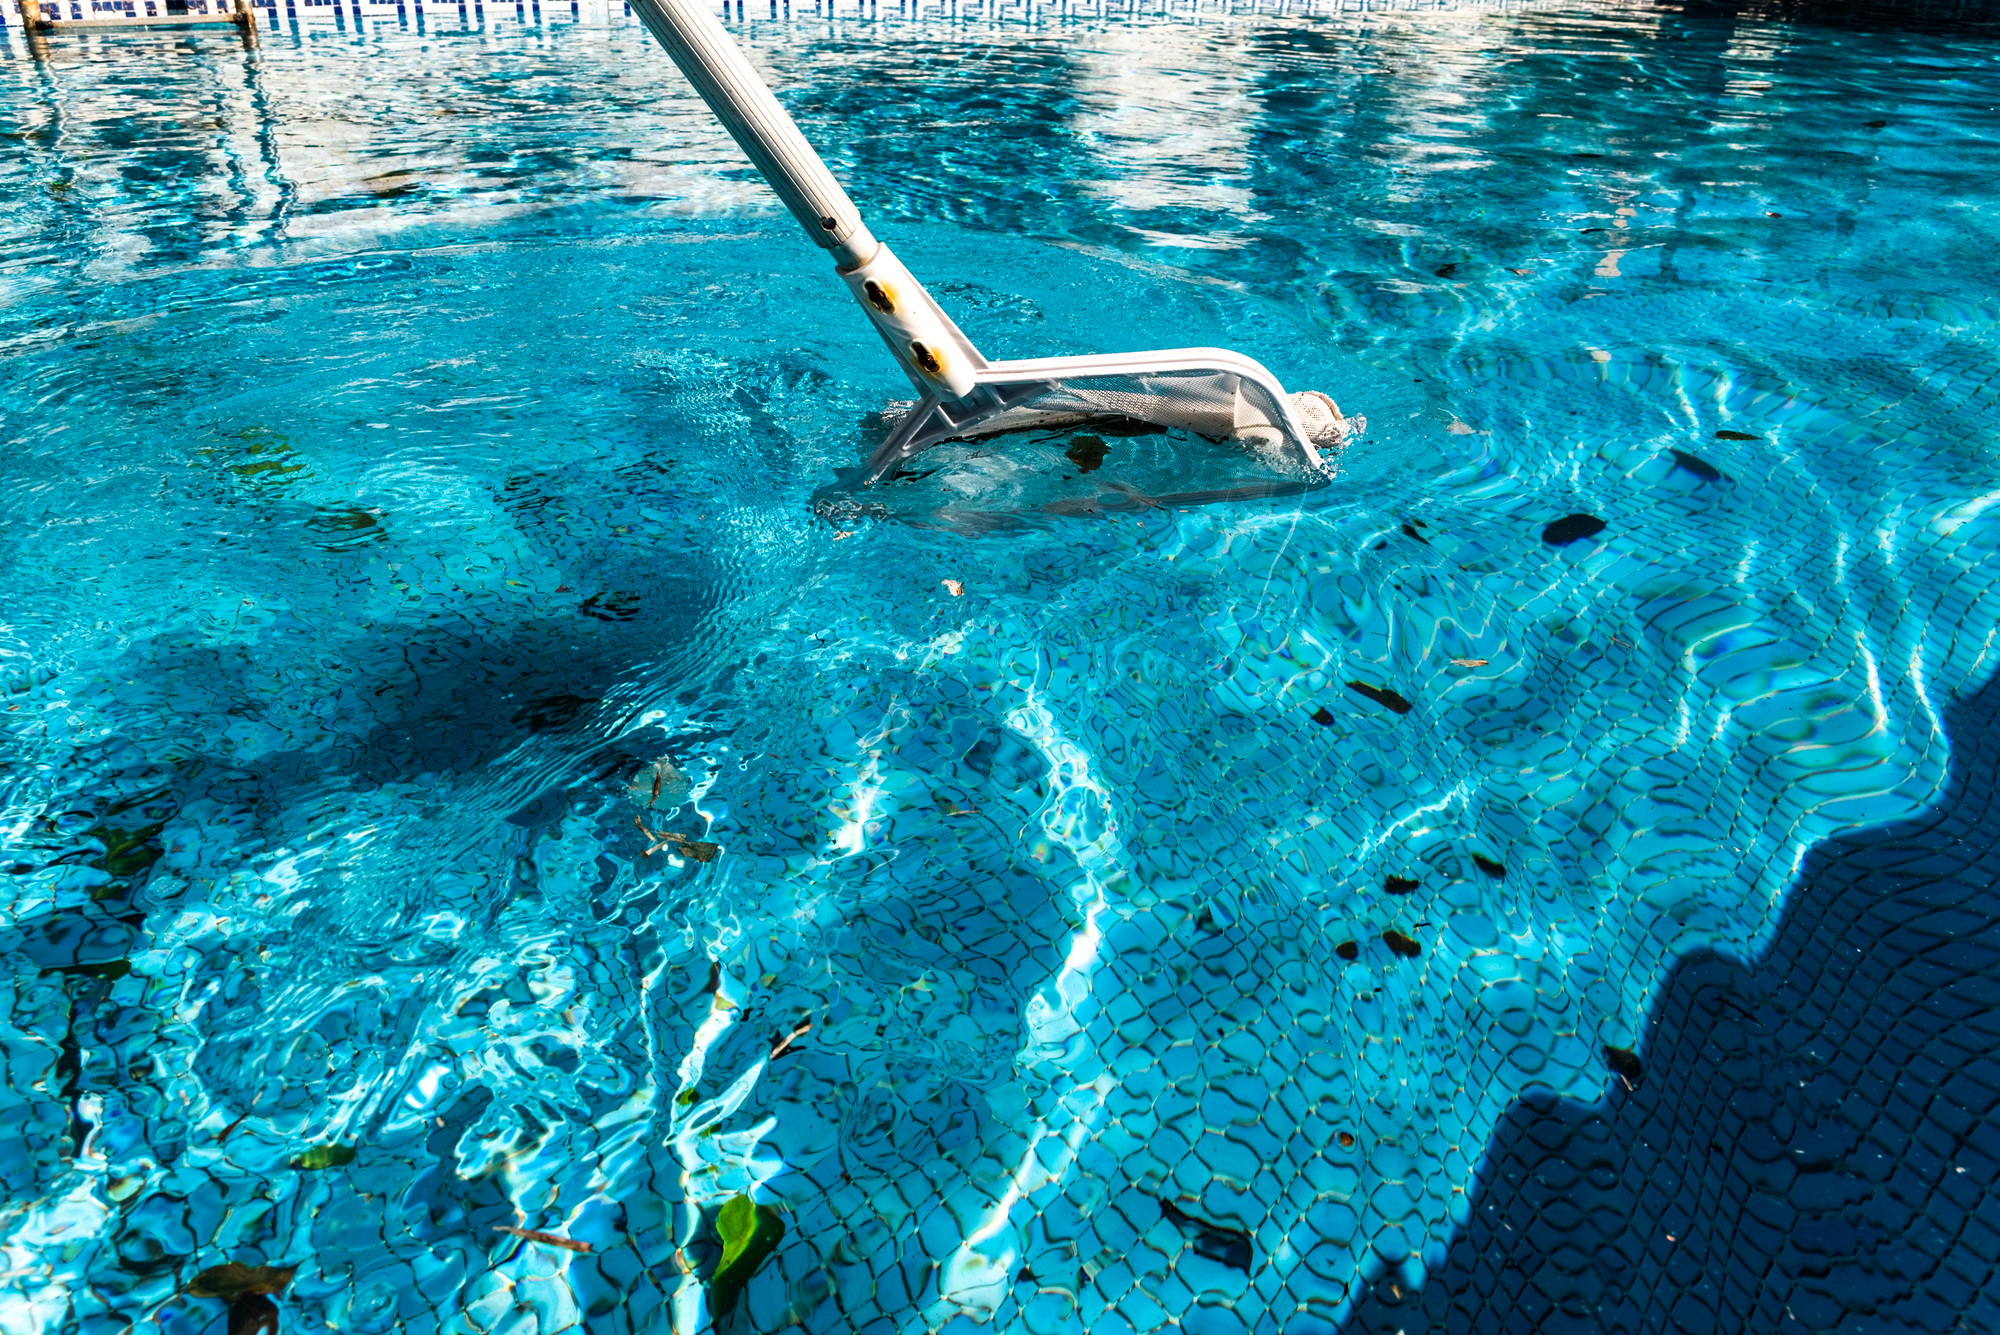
[1605, 1044, 1644, 1085]
[229, 1294, 279, 1335]
[1063, 435, 1110, 473]
[495, 1225, 591, 1253]
[48, 959, 131, 980]
[1382, 930, 1422, 959]
[1156, 1197, 1252, 1272]
[710, 1194, 786, 1319]
[1345, 681, 1413, 715]
[1541, 513, 1607, 546]
[188, 1262, 296, 1301]
[291, 1143, 356, 1170]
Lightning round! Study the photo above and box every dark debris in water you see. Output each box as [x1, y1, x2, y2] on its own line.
[1071, 414, 1167, 438]
[1310, 706, 1336, 727]
[1155, 1197, 1252, 1272]
[1346, 681, 1413, 715]
[1336, 940, 1359, 961]
[580, 590, 641, 622]
[637, 818, 720, 863]
[230, 1295, 279, 1335]
[1715, 429, 1759, 441]
[1382, 930, 1422, 959]
[1063, 435, 1110, 473]
[1542, 514, 1607, 546]
[1384, 876, 1420, 895]
[1605, 1044, 1644, 1086]
[1472, 854, 1506, 879]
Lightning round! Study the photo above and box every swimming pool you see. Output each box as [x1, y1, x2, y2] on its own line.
[3, 0, 1999, 1330]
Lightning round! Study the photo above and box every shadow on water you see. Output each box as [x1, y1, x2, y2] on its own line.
[1341, 666, 2000, 1331]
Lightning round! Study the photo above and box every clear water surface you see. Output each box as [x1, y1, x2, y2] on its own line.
[3, 1, 1999, 1332]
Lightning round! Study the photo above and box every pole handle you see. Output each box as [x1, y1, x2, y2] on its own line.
[626, 0, 877, 266]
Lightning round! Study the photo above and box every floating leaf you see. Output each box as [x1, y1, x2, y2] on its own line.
[1382, 930, 1422, 959]
[1541, 514, 1607, 546]
[1450, 658, 1489, 668]
[1345, 681, 1412, 715]
[1605, 1044, 1644, 1085]
[676, 1088, 699, 1107]
[1472, 854, 1506, 878]
[710, 1194, 786, 1319]
[626, 759, 690, 810]
[1336, 1131, 1356, 1149]
[941, 579, 964, 597]
[188, 1262, 296, 1301]
[679, 839, 721, 864]
[1714, 429, 1758, 441]
[291, 1143, 356, 1170]
[1383, 876, 1419, 895]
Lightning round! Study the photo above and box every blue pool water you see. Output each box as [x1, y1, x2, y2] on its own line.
[3, 1, 2000, 1331]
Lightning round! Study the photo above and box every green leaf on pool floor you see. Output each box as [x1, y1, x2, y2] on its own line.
[188, 1262, 296, 1301]
[48, 959, 131, 981]
[291, 1143, 357, 1170]
[709, 1193, 785, 1319]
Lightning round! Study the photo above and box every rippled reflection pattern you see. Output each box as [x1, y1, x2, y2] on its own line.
[3, 2, 1999, 1332]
